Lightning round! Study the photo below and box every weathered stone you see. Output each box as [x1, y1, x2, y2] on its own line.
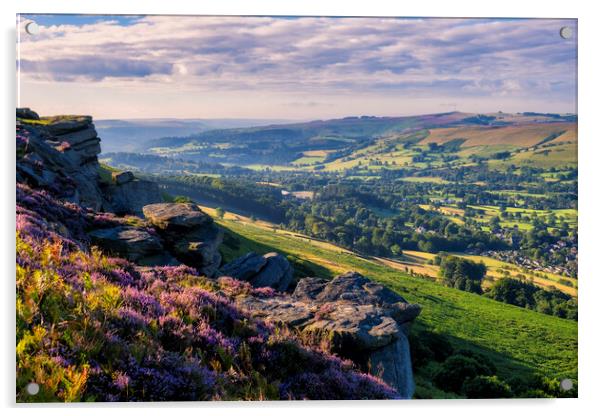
[105, 179, 163, 216]
[112, 171, 135, 185]
[252, 253, 294, 291]
[220, 252, 267, 281]
[44, 116, 93, 135]
[143, 203, 213, 231]
[16, 113, 105, 211]
[17, 108, 39, 120]
[55, 125, 98, 147]
[88, 226, 164, 263]
[220, 252, 293, 291]
[234, 272, 421, 398]
[142, 203, 223, 276]
[172, 225, 224, 276]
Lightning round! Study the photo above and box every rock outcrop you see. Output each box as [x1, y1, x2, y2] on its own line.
[17, 114, 105, 210]
[16, 109, 162, 215]
[220, 252, 294, 291]
[88, 226, 178, 266]
[143, 203, 223, 276]
[232, 272, 421, 398]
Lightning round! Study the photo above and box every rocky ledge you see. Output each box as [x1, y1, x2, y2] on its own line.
[228, 271, 422, 398]
[16, 108, 162, 215]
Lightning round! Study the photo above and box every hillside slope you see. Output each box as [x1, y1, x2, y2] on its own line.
[211, 214, 577, 396]
[138, 112, 576, 169]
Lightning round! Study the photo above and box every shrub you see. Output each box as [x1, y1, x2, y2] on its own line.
[462, 375, 512, 398]
[433, 354, 494, 393]
[409, 330, 454, 367]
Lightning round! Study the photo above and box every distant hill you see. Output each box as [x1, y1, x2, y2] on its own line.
[95, 118, 295, 153]
[136, 111, 577, 168]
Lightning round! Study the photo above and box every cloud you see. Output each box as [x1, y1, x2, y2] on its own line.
[16, 15, 577, 117]
[20, 57, 173, 81]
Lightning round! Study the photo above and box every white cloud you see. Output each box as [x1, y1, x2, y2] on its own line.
[17, 16, 577, 118]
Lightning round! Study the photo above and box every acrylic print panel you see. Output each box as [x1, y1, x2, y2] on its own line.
[16, 14, 577, 402]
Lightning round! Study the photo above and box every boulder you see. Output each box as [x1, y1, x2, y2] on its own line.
[105, 179, 162, 216]
[112, 171, 135, 185]
[16, 110, 164, 216]
[143, 203, 213, 231]
[142, 203, 223, 276]
[220, 252, 294, 291]
[252, 253, 294, 291]
[88, 226, 176, 265]
[233, 272, 421, 398]
[220, 252, 267, 281]
[172, 225, 224, 277]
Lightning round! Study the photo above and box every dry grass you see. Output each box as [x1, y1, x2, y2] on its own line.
[422, 123, 576, 147]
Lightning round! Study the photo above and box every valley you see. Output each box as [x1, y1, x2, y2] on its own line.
[17, 109, 578, 400]
[204, 207, 577, 397]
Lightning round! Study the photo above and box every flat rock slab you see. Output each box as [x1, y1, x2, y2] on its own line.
[44, 116, 93, 135]
[88, 226, 163, 262]
[143, 203, 213, 231]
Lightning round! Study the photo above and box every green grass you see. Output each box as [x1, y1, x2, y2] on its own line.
[399, 176, 451, 184]
[97, 163, 119, 184]
[215, 217, 577, 386]
[17, 117, 52, 125]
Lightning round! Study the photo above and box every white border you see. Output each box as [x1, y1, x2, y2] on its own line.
[2, 1, 601, 415]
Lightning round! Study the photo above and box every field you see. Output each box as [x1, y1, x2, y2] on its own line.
[309, 122, 577, 173]
[201, 202, 577, 298]
[422, 123, 575, 147]
[199, 206, 577, 396]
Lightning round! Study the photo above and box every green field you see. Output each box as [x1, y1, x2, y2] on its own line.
[213, 215, 577, 395]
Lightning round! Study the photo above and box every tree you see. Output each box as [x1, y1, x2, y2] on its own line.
[390, 244, 402, 256]
[437, 254, 487, 294]
[215, 207, 225, 219]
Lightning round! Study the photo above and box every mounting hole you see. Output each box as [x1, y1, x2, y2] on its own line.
[560, 378, 574, 391]
[559, 26, 573, 40]
[26, 382, 40, 395]
[25, 21, 39, 35]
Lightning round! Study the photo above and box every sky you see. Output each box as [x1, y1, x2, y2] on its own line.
[17, 15, 577, 120]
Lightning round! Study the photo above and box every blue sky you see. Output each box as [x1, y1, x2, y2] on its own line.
[17, 15, 577, 119]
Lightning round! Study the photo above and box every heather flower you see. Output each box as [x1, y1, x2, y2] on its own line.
[16, 181, 401, 402]
[113, 372, 130, 391]
[107, 268, 136, 287]
[253, 286, 276, 298]
[123, 286, 164, 317]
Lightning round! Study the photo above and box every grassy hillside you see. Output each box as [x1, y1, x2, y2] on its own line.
[422, 123, 575, 147]
[210, 213, 577, 394]
[140, 112, 576, 170]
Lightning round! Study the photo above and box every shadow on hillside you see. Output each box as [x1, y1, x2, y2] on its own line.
[411, 322, 546, 382]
